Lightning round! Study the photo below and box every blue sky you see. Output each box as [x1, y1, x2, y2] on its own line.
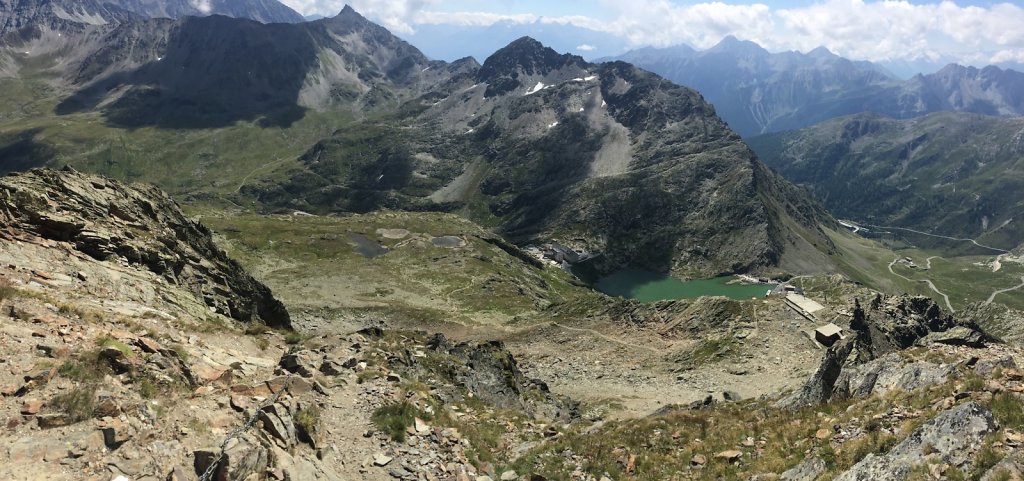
[282, 0, 1024, 65]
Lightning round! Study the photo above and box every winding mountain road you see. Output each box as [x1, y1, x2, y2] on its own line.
[986, 276, 1024, 305]
[888, 257, 955, 312]
[862, 223, 1009, 254]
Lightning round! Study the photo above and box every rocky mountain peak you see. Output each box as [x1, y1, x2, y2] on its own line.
[477, 36, 585, 83]
[706, 34, 768, 56]
[807, 45, 836, 59]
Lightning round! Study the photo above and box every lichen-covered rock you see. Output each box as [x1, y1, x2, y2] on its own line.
[833, 353, 957, 399]
[0, 167, 289, 327]
[833, 402, 997, 480]
[394, 333, 578, 421]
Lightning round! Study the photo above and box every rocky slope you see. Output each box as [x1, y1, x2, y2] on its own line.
[0, 0, 302, 38]
[245, 36, 838, 277]
[0, 167, 289, 327]
[2, 166, 1024, 481]
[748, 111, 1024, 250]
[608, 38, 1024, 137]
[0, 168, 575, 481]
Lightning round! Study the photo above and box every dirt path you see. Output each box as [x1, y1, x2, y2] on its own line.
[925, 256, 941, 270]
[551, 322, 662, 354]
[986, 276, 1024, 305]
[235, 157, 291, 193]
[888, 257, 955, 312]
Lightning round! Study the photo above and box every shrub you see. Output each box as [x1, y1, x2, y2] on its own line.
[50, 386, 97, 423]
[96, 335, 133, 356]
[991, 393, 1024, 430]
[244, 323, 270, 336]
[58, 349, 107, 382]
[137, 378, 157, 399]
[284, 332, 305, 345]
[170, 343, 190, 362]
[295, 406, 321, 443]
[0, 278, 16, 302]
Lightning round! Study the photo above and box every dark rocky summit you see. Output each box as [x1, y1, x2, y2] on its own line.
[0, 167, 290, 327]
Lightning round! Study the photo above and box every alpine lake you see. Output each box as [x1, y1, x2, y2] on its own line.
[578, 267, 774, 303]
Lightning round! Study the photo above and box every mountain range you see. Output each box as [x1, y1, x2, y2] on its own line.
[608, 37, 1024, 137]
[0, 6, 837, 278]
[749, 111, 1024, 251]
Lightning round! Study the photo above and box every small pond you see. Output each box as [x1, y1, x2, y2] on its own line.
[348, 233, 390, 258]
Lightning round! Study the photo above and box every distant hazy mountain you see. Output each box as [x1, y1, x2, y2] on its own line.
[608, 38, 1024, 137]
[398, 20, 628, 62]
[749, 111, 1024, 250]
[0, 0, 302, 37]
[878, 57, 1024, 79]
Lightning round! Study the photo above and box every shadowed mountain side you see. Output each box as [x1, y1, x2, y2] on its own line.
[0, 128, 56, 173]
[55, 15, 316, 128]
[47, 7, 442, 128]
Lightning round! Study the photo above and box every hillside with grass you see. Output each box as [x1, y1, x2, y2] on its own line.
[749, 112, 1024, 251]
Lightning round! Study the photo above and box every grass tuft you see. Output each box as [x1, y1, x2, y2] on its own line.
[50, 386, 96, 423]
[371, 401, 421, 442]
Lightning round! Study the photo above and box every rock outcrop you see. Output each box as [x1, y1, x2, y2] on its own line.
[834, 402, 998, 480]
[780, 294, 989, 408]
[0, 167, 289, 327]
[851, 294, 986, 361]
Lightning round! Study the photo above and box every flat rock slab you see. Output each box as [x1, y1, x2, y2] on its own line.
[376, 229, 410, 239]
[430, 236, 467, 248]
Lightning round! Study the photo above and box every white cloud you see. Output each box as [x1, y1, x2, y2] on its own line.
[773, 0, 1024, 63]
[577, 44, 596, 51]
[415, 11, 538, 26]
[595, 1, 775, 49]
[191, 0, 212, 14]
[279, 0, 1024, 66]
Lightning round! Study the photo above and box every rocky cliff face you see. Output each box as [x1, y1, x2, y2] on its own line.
[0, 167, 290, 327]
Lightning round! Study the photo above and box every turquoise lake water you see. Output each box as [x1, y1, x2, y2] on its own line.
[594, 268, 773, 302]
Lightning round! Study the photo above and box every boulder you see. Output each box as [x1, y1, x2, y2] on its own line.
[780, 457, 826, 481]
[715, 450, 743, 463]
[279, 351, 319, 378]
[833, 402, 997, 480]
